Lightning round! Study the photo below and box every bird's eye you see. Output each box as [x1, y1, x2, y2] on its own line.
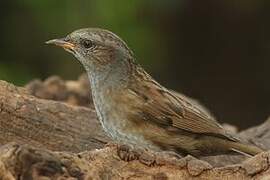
[81, 39, 93, 49]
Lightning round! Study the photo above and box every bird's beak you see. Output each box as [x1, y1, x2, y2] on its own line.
[46, 38, 75, 50]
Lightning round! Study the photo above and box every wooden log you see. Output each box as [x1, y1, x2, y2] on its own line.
[0, 143, 269, 179]
[0, 80, 110, 153]
[0, 79, 270, 179]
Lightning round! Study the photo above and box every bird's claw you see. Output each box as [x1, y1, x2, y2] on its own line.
[117, 144, 141, 162]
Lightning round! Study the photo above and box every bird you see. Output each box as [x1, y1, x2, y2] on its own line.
[46, 28, 263, 158]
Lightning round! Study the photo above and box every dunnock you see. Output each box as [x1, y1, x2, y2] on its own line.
[46, 28, 263, 158]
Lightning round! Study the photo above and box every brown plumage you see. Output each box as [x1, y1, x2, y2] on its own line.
[46, 28, 263, 157]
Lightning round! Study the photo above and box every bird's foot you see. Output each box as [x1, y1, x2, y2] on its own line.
[117, 144, 143, 162]
[117, 145, 157, 166]
[138, 150, 157, 166]
[117, 145, 184, 167]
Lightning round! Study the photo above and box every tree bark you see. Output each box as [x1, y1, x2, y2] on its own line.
[0, 78, 269, 179]
[0, 143, 269, 180]
[0, 80, 109, 153]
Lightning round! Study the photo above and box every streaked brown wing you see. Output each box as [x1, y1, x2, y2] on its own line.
[130, 79, 233, 140]
[170, 90, 216, 120]
[165, 90, 226, 135]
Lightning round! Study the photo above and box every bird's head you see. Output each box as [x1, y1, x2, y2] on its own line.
[46, 28, 135, 77]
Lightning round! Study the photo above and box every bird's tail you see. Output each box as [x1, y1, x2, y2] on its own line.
[229, 141, 263, 157]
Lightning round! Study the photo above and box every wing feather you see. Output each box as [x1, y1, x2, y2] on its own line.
[129, 77, 235, 141]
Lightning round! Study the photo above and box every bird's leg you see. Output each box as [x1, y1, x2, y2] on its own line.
[117, 144, 143, 161]
[117, 144, 157, 166]
[117, 144, 184, 167]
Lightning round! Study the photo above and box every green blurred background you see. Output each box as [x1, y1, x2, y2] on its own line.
[0, 0, 269, 129]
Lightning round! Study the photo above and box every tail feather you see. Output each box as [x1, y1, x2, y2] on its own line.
[229, 141, 263, 156]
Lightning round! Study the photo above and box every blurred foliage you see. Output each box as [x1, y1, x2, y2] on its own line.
[0, 0, 162, 84]
[0, 0, 269, 128]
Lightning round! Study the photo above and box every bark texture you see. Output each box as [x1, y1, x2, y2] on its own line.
[0, 77, 269, 179]
[0, 79, 109, 153]
[0, 143, 270, 180]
